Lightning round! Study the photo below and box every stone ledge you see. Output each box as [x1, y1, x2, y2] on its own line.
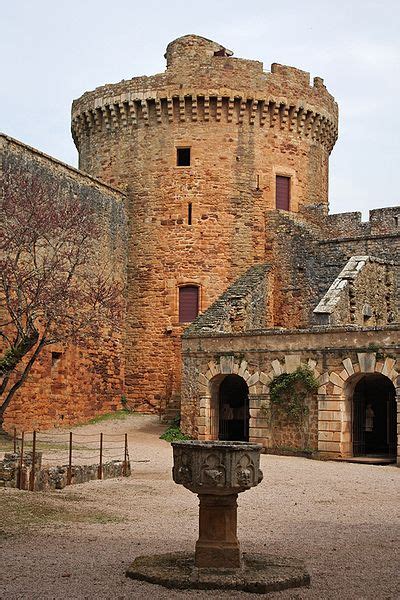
[126, 551, 310, 594]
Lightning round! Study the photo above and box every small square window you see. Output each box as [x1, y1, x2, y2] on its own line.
[52, 351, 63, 366]
[177, 147, 190, 167]
[51, 351, 63, 375]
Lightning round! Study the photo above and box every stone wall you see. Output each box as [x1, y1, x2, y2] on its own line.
[71, 34, 338, 413]
[0, 451, 130, 490]
[314, 256, 397, 326]
[264, 207, 400, 328]
[0, 134, 127, 432]
[186, 264, 272, 334]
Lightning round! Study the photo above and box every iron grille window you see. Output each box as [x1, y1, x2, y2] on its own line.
[179, 285, 199, 323]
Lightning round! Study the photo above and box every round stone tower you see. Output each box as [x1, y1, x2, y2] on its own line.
[72, 34, 338, 411]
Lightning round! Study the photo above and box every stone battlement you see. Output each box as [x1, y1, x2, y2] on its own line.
[324, 207, 400, 239]
[72, 35, 338, 153]
[299, 204, 400, 239]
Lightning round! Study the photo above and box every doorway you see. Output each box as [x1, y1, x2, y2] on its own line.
[353, 374, 396, 457]
[218, 375, 249, 442]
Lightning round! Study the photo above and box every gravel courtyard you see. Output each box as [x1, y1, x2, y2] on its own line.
[1, 414, 399, 599]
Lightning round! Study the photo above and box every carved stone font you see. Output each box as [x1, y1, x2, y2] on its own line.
[172, 440, 263, 568]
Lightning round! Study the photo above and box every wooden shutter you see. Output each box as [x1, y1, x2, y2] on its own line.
[179, 286, 199, 323]
[276, 176, 290, 210]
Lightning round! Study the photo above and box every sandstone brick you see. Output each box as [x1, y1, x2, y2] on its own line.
[246, 372, 259, 387]
[259, 372, 271, 385]
[342, 358, 354, 376]
[284, 354, 301, 373]
[382, 357, 396, 377]
[357, 352, 376, 373]
[318, 441, 341, 453]
[271, 360, 282, 376]
[318, 400, 341, 411]
[318, 431, 340, 442]
[318, 421, 341, 432]
[329, 372, 344, 388]
[249, 427, 269, 438]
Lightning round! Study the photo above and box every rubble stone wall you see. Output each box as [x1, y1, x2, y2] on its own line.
[314, 257, 397, 326]
[0, 451, 130, 490]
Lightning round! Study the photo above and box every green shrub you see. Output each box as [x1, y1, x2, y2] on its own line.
[159, 425, 191, 442]
[269, 366, 318, 425]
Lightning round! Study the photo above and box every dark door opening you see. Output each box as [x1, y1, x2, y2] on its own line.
[353, 374, 396, 457]
[218, 375, 249, 442]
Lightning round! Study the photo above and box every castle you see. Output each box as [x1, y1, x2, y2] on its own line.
[1, 35, 399, 464]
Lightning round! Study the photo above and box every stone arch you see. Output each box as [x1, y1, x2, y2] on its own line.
[317, 353, 399, 397]
[316, 353, 399, 462]
[349, 372, 397, 458]
[196, 354, 322, 445]
[209, 374, 250, 442]
[197, 356, 261, 396]
[196, 356, 263, 441]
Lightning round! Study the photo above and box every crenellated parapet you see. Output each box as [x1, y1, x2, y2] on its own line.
[72, 92, 337, 153]
[72, 35, 338, 155]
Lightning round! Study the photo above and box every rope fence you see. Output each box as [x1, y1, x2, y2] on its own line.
[10, 427, 130, 490]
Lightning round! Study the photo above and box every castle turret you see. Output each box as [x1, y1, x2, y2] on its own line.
[72, 34, 338, 411]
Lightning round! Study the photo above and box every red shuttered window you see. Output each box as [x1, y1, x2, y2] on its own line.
[179, 286, 199, 323]
[276, 175, 290, 210]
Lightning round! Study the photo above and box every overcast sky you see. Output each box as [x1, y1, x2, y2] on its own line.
[2, 0, 399, 217]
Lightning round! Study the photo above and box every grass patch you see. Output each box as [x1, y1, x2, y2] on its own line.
[77, 409, 131, 426]
[0, 436, 14, 453]
[0, 438, 97, 454]
[1, 490, 123, 534]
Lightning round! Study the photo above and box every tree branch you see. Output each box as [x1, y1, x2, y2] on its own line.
[0, 335, 47, 424]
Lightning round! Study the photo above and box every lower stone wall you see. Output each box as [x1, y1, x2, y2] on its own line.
[3, 335, 125, 434]
[0, 452, 131, 490]
[181, 326, 400, 465]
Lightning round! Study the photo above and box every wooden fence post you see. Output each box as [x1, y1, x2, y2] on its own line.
[29, 430, 36, 491]
[98, 432, 103, 479]
[18, 431, 24, 490]
[67, 432, 72, 485]
[123, 433, 128, 476]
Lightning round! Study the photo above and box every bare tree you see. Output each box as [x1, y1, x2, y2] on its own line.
[0, 168, 123, 429]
